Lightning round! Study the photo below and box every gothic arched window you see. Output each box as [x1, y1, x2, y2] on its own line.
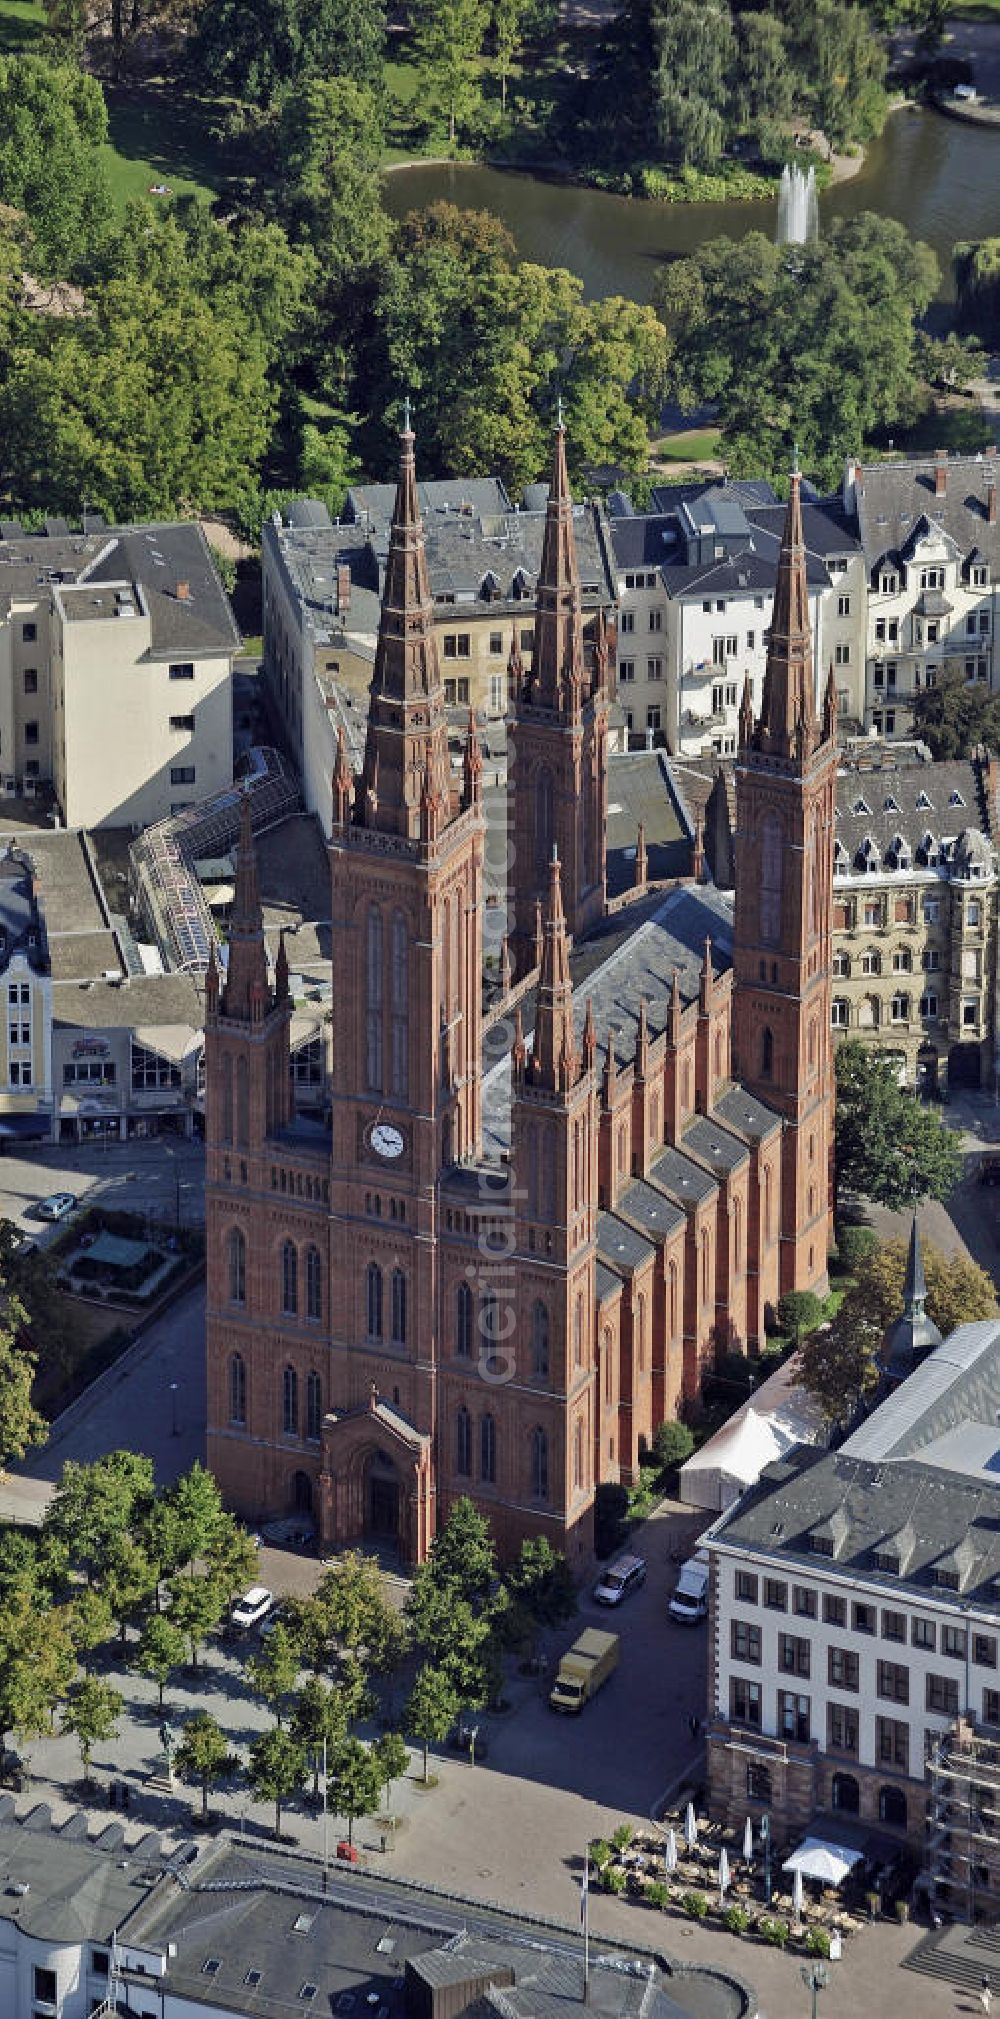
[456, 1280, 473, 1357]
[227, 1226, 246, 1306]
[366, 1262, 383, 1340]
[306, 1369, 322, 1440]
[535, 765, 554, 884]
[480, 1412, 496, 1483]
[760, 813, 783, 945]
[281, 1240, 298, 1316]
[761, 1027, 774, 1078]
[391, 1268, 407, 1345]
[366, 906, 383, 1093]
[236, 1055, 250, 1147]
[229, 1351, 246, 1424]
[306, 1246, 322, 1322]
[391, 910, 409, 1099]
[456, 1405, 471, 1477]
[532, 1300, 550, 1378]
[573, 1418, 584, 1491]
[282, 1365, 298, 1436]
[531, 1426, 549, 1501]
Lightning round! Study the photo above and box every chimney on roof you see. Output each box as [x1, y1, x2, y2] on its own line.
[176, 580, 191, 601]
[989, 478, 997, 527]
[337, 563, 351, 614]
[934, 451, 947, 499]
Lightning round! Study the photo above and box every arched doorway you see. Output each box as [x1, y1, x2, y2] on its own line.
[831, 1772, 860, 1814]
[366, 1448, 401, 1542]
[879, 1785, 907, 1829]
[292, 1470, 313, 1516]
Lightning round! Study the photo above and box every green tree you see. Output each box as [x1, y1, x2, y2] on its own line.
[406, 1663, 458, 1782]
[203, 1518, 258, 1614]
[44, 1452, 154, 1586]
[98, 1532, 157, 1647]
[337, 1650, 376, 1730]
[776, 1290, 824, 1345]
[65, 1586, 113, 1672]
[173, 1711, 237, 1821]
[797, 1300, 881, 1423]
[506, 1536, 577, 1625]
[166, 1571, 225, 1671]
[136, 1613, 187, 1710]
[909, 665, 1000, 761]
[195, 0, 385, 104]
[290, 1675, 347, 1797]
[0, 56, 112, 277]
[493, 0, 528, 112]
[426, 1496, 497, 1603]
[375, 1729, 410, 1809]
[0, 1311, 44, 1476]
[61, 1674, 123, 1783]
[655, 216, 938, 489]
[651, 1420, 695, 1475]
[248, 1725, 307, 1837]
[0, 1586, 74, 1778]
[317, 1550, 390, 1654]
[651, 0, 734, 169]
[248, 1624, 301, 1726]
[835, 1039, 963, 1208]
[326, 1735, 384, 1846]
[411, 0, 489, 145]
[851, 1237, 998, 1337]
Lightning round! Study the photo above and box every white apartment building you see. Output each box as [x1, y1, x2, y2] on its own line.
[0, 518, 239, 828]
[607, 483, 865, 758]
[705, 1311, 1000, 1911]
[848, 451, 1000, 737]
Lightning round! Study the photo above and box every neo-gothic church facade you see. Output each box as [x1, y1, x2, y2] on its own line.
[204, 425, 836, 1567]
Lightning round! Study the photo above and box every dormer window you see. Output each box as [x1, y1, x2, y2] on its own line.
[852, 797, 872, 818]
[480, 570, 500, 602]
[810, 1533, 834, 1557]
[916, 790, 933, 811]
[874, 1549, 900, 1575]
[935, 1568, 960, 1592]
[883, 795, 900, 813]
[948, 789, 965, 808]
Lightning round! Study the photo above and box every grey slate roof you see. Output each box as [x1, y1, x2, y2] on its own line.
[609, 483, 857, 600]
[834, 753, 990, 873]
[650, 1142, 719, 1209]
[0, 520, 238, 659]
[712, 1085, 782, 1143]
[854, 455, 1000, 573]
[596, 1259, 625, 1305]
[619, 1177, 687, 1242]
[683, 1114, 751, 1176]
[598, 1210, 656, 1276]
[0, 846, 48, 976]
[605, 750, 692, 899]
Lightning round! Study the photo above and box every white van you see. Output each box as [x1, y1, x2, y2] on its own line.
[593, 1553, 647, 1606]
[668, 1552, 709, 1624]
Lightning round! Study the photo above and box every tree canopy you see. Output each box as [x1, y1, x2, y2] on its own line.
[834, 1038, 964, 1208]
[909, 665, 1000, 760]
[654, 215, 938, 487]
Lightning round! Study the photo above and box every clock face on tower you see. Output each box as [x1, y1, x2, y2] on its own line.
[369, 1122, 405, 1160]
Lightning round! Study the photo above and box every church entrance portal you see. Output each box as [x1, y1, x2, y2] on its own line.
[366, 1450, 401, 1543]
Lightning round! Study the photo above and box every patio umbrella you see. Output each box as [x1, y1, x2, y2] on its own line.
[743, 1816, 754, 1863]
[719, 1847, 730, 1900]
[684, 1802, 698, 1849]
[792, 1867, 804, 1919]
[664, 1829, 678, 1874]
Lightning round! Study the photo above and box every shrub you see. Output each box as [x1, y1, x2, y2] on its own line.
[758, 1916, 789, 1947]
[723, 1903, 749, 1935]
[604, 1865, 627, 1895]
[894, 1898, 909, 1924]
[806, 1926, 831, 1957]
[776, 1290, 823, 1343]
[652, 1420, 695, 1475]
[681, 1890, 709, 1920]
[611, 1823, 634, 1852]
[836, 1225, 878, 1272]
[645, 1881, 668, 1910]
[589, 1838, 613, 1870]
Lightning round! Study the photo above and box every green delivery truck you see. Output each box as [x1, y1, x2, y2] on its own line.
[548, 1628, 620, 1712]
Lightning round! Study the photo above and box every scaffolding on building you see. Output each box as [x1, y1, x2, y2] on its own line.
[927, 1718, 1000, 1921]
[130, 745, 299, 975]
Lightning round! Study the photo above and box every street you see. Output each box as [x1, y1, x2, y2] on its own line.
[0, 1133, 205, 1241]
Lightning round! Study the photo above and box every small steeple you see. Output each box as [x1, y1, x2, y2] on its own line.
[634, 821, 647, 890]
[822, 661, 838, 745]
[602, 1028, 619, 1110]
[512, 1002, 526, 1082]
[755, 468, 817, 762]
[533, 897, 544, 972]
[333, 724, 353, 827]
[635, 997, 649, 1078]
[499, 934, 513, 996]
[222, 790, 269, 1021]
[692, 815, 705, 884]
[205, 937, 219, 1018]
[528, 421, 584, 712]
[582, 996, 597, 1073]
[462, 707, 482, 811]
[508, 624, 525, 707]
[592, 605, 610, 697]
[274, 927, 289, 1003]
[879, 1212, 943, 1388]
[670, 965, 682, 1039]
[738, 673, 754, 751]
[700, 936, 714, 1011]
[358, 417, 451, 841]
[530, 849, 579, 1092]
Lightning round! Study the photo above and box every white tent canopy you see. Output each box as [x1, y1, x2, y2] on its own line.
[679, 1353, 825, 1511]
[781, 1838, 863, 1887]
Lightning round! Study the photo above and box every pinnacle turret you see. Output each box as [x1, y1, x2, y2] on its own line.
[753, 469, 817, 762]
[529, 422, 584, 712]
[530, 850, 579, 1092]
[222, 790, 270, 1021]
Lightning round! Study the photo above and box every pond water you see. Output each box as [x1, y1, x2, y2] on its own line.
[383, 107, 1000, 302]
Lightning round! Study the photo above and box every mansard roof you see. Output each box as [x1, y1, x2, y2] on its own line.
[834, 754, 990, 874]
[854, 454, 1000, 572]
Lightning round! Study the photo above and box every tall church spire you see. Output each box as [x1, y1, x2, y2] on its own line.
[755, 469, 817, 761]
[359, 418, 451, 840]
[530, 850, 579, 1093]
[530, 420, 584, 712]
[222, 790, 270, 1021]
[879, 1212, 943, 1386]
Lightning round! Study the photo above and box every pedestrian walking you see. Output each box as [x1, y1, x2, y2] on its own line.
[687, 1712, 699, 1739]
[981, 1974, 992, 2013]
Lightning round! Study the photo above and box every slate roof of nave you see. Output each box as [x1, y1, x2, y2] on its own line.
[481, 881, 735, 1153]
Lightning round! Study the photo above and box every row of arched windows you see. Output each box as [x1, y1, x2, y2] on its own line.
[366, 907, 410, 1099]
[366, 1262, 407, 1345]
[451, 1412, 587, 1497]
[228, 1354, 323, 1440]
[454, 1286, 551, 1376]
[226, 1230, 323, 1321]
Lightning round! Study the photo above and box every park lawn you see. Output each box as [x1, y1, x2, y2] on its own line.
[653, 427, 723, 463]
[102, 87, 229, 208]
[0, 0, 46, 49]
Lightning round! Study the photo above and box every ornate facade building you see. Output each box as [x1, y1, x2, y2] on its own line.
[204, 425, 835, 1567]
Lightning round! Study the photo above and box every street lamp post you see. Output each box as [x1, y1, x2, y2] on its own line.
[761, 1812, 772, 1905]
[801, 1962, 830, 2019]
[170, 1382, 179, 1437]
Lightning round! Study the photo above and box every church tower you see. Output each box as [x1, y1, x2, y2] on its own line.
[509, 422, 609, 971]
[731, 470, 837, 1297]
[508, 850, 599, 1565]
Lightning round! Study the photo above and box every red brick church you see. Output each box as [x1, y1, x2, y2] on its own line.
[204, 422, 836, 1566]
